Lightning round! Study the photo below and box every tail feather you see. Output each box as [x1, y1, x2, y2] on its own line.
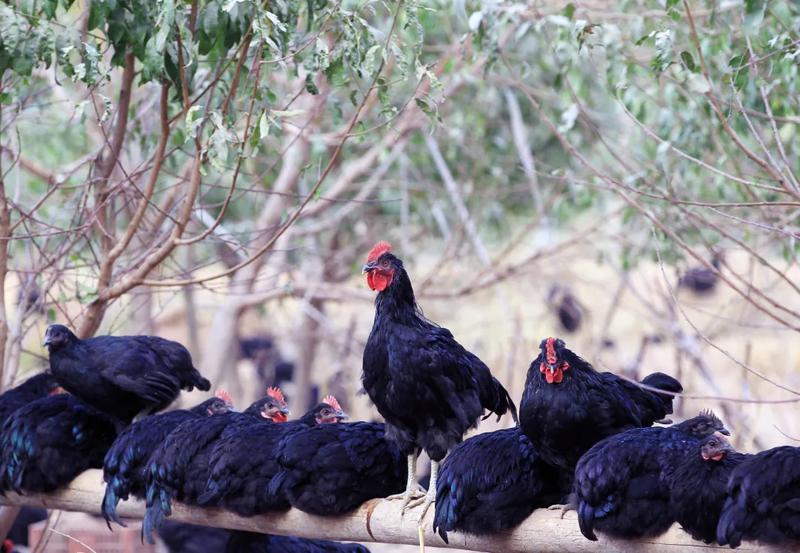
[577, 501, 598, 541]
[188, 370, 211, 392]
[638, 372, 682, 421]
[267, 470, 289, 499]
[142, 486, 172, 544]
[101, 483, 127, 529]
[481, 376, 519, 425]
[432, 480, 456, 544]
[716, 498, 743, 548]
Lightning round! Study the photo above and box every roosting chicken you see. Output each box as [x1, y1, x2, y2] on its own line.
[717, 445, 800, 548]
[520, 337, 682, 471]
[679, 252, 723, 294]
[547, 285, 584, 333]
[433, 426, 570, 543]
[158, 520, 232, 553]
[269, 420, 405, 515]
[102, 390, 234, 526]
[361, 241, 517, 516]
[667, 433, 748, 543]
[225, 531, 371, 553]
[574, 411, 729, 541]
[199, 395, 347, 517]
[0, 393, 117, 493]
[44, 324, 211, 425]
[0, 372, 60, 426]
[142, 391, 289, 542]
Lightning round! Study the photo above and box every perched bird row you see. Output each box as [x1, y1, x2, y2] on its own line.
[0, 240, 791, 553]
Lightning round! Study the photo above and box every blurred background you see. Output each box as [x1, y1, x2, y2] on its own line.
[0, 0, 798, 477]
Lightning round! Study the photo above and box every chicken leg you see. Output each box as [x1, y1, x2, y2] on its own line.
[408, 459, 438, 521]
[385, 452, 425, 514]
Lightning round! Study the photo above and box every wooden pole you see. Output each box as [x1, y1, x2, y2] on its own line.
[0, 470, 789, 553]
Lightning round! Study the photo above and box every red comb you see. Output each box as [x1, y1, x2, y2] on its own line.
[322, 395, 342, 412]
[267, 386, 286, 403]
[367, 241, 392, 262]
[215, 389, 233, 405]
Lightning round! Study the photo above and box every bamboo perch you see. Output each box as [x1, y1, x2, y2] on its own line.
[0, 470, 790, 553]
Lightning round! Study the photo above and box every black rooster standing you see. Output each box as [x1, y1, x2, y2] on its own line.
[199, 395, 347, 517]
[0, 393, 117, 493]
[43, 324, 211, 425]
[520, 337, 682, 472]
[361, 241, 518, 517]
[142, 390, 290, 542]
[433, 426, 569, 543]
[0, 372, 60, 426]
[717, 445, 800, 548]
[667, 433, 749, 543]
[573, 411, 729, 541]
[102, 390, 234, 526]
[269, 420, 405, 515]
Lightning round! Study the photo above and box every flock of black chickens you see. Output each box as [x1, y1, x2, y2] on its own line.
[0, 241, 795, 552]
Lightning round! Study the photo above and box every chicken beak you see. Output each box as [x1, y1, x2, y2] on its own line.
[42, 331, 52, 347]
[718, 427, 731, 436]
[335, 410, 348, 421]
[362, 262, 376, 274]
[280, 407, 290, 416]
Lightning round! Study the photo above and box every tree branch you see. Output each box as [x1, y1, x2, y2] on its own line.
[0, 470, 785, 553]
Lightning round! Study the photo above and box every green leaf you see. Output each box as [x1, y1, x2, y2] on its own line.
[272, 109, 305, 118]
[305, 74, 319, 95]
[259, 111, 270, 139]
[154, 0, 176, 53]
[686, 73, 710, 94]
[744, 0, 766, 29]
[185, 105, 204, 140]
[680, 51, 697, 72]
[563, 3, 575, 20]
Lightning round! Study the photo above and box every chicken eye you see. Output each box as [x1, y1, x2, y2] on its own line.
[380, 260, 390, 269]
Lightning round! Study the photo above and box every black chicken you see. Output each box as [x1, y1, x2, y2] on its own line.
[142, 390, 290, 542]
[574, 411, 729, 541]
[0, 372, 60, 426]
[102, 390, 234, 527]
[226, 531, 371, 553]
[519, 337, 682, 472]
[667, 433, 748, 543]
[198, 395, 347, 517]
[361, 241, 518, 516]
[43, 324, 211, 425]
[717, 445, 800, 547]
[679, 252, 723, 294]
[158, 520, 232, 553]
[0, 393, 117, 493]
[269, 420, 405, 515]
[433, 426, 569, 543]
[547, 285, 583, 333]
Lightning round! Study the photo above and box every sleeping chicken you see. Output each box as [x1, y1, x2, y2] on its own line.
[142, 390, 289, 542]
[433, 425, 569, 543]
[102, 390, 233, 526]
[269, 420, 405, 515]
[0, 372, 60, 428]
[0, 393, 117, 493]
[667, 433, 748, 543]
[574, 410, 728, 541]
[199, 395, 347, 516]
[717, 445, 800, 547]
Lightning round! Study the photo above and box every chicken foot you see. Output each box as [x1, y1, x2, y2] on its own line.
[385, 452, 425, 514]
